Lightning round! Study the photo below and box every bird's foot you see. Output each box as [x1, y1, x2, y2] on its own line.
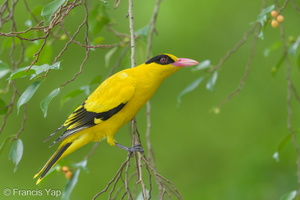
[128, 144, 144, 153]
[115, 143, 144, 154]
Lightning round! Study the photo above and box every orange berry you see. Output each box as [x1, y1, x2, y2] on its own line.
[271, 20, 279, 28]
[65, 171, 73, 179]
[276, 15, 284, 23]
[271, 10, 278, 18]
[62, 166, 69, 173]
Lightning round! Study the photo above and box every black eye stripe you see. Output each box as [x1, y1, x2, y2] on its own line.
[145, 54, 175, 65]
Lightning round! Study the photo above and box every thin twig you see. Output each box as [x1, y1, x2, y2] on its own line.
[23, 0, 39, 23]
[125, 156, 133, 200]
[92, 156, 131, 200]
[278, 16, 300, 195]
[127, 0, 149, 199]
[145, 0, 163, 169]
[141, 156, 183, 200]
[215, 24, 260, 109]
[0, 85, 17, 135]
[83, 142, 100, 160]
[60, 0, 90, 87]
[278, 0, 290, 13]
[209, 23, 258, 73]
[145, 101, 156, 166]
[27, 32, 50, 70]
[291, 0, 300, 12]
[13, 104, 27, 140]
[107, 45, 130, 77]
[146, 0, 162, 59]
[128, 0, 136, 68]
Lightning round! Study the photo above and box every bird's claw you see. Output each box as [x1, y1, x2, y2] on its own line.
[115, 142, 144, 154]
[127, 144, 144, 153]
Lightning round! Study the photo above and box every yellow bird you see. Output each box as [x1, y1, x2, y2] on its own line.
[34, 53, 199, 184]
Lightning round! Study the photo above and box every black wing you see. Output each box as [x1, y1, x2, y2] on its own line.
[46, 102, 126, 147]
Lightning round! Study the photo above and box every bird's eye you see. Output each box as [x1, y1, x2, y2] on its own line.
[159, 57, 167, 64]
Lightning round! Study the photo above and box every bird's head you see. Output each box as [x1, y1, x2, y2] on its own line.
[145, 53, 199, 68]
[143, 53, 199, 78]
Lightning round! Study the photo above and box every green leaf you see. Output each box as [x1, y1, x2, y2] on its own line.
[92, 36, 105, 45]
[271, 55, 285, 76]
[40, 88, 60, 118]
[62, 169, 80, 200]
[135, 25, 150, 41]
[206, 71, 218, 91]
[9, 62, 61, 81]
[26, 42, 53, 64]
[177, 76, 204, 106]
[0, 61, 11, 79]
[32, 5, 44, 17]
[263, 41, 281, 57]
[17, 80, 43, 114]
[62, 160, 87, 200]
[34, 62, 61, 73]
[0, 98, 8, 115]
[297, 54, 300, 70]
[136, 190, 150, 200]
[288, 36, 300, 56]
[88, 3, 110, 35]
[1, 38, 12, 54]
[272, 151, 279, 162]
[72, 160, 88, 173]
[30, 62, 61, 79]
[25, 19, 32, 27]
[8, 67, 36, 81]
[135, 39, 147, 65]
[40, 44, 53, 64]
[105, 47, 118, 68]
[0, 136, 12, 156]
[41, 0, 66, 25]
[100, 0, 110, 9]
[25, 41, 40, 59]
[61, 89, 83, 105]
[90, 75, 102, 85]
[1, 38, 20, 54]
[256, 5, 275, 26]
[8, 139, 23, 172]
[280, 190, 297, 200]
[256, 5, 274, 39]
[60, 86, 89, 106]
[80, 86, 90, 96]
[273, 133, 292, 162]
[258, 30, 264, 40]
[191, 60, 211, 71]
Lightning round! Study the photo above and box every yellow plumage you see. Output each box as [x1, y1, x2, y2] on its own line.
[34, 53, 198, 184]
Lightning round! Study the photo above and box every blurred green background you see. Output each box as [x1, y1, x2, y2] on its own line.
[1, 0, 300, 199]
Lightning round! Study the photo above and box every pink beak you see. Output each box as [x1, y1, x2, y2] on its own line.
[172, 58, 199, 67]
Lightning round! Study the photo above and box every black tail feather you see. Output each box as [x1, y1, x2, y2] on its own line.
[39, 142, 72, 180]
[43, 125, 65, 143]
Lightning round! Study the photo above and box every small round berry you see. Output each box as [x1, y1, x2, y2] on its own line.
[271, 10, 278, 18]
[289, 36, 295, 43]
[60, 34, 67, 41]
[276, 15, 284, 23]
[213, 107, 220, 114]
[65, 171, 73, 179]
[62, 166, 69, 173]
[271, 20, 279, 28]
[56, 166, 62, 172]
